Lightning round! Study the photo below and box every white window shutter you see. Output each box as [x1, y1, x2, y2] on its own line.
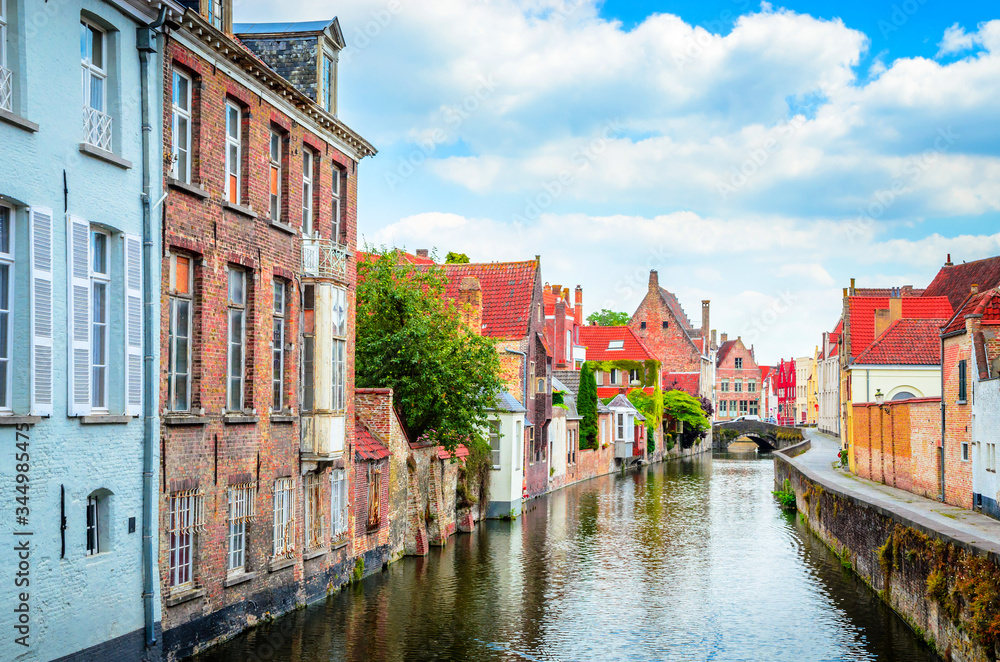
[29, 207, 54, 417]
[67, 215, 91, 417]
[124, 234, 143, 416]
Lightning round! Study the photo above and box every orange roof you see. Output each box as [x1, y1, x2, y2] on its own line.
[579, 326, 657, 363]
[848, 296, 953, 360]
[925, 256, 1000, 312]
[357, 249, 436, 266]
[442, 262, 539, 339]
[855, 319, 946, 366]
[438, 444, 470, 460]
[355, 418, 390, 461]
[943, 287, 1000, 335]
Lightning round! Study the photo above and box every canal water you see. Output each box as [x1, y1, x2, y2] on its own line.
[197, 453, 940, 662]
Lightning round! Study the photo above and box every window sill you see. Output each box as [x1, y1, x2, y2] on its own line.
[167, 178, 209, 200]
[271, 414, 296, 423]
[166, 587, 205, 607]
[223, 571, 257, 588]
[0, 416, 42, 426]
[269, 220, 297, 235]
[268, 556, 295, 573]
[957, 400, 968, 406]
[0, 109, 39, 133]
[221, 200, 258, 219]
[223, 414, 259, 425]
[163, 414, 209, 426]
[80, 415, 133, 425]
[332, 539, 348, 551]
[79, 143, 132, 169]
[303, 548, 328, 562]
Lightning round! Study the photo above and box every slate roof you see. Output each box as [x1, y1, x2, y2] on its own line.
[847, 296, 953, 360]
[854, 319, 947, 366]
[925, 256, 1000, 312]
[355, 418, 390, 461]
[606, 394, 637, 410]
[663, 372, 700, 397]
[553, 377, 582, 420]
[442, 261, 539, 339]
[234, 20, 336, 34]
[942, 287, 1000, 335]
[579, 326, 657, 363]
[553, 370, 581, 396]
[491, 390, 526, 413]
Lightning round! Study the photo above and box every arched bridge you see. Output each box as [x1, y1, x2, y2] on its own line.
[712, 420, 804, 452]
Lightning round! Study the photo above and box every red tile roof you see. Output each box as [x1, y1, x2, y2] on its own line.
[662, 372, 700, 397]
[442, 262, 539, 340]
[716, 339, 738, 366]
[437, 444, 470, 460]
[854, 319, 946, 365]
[760, 366, 772, 382]
[659, 288, 695, 330]
[357, 249, 436, 266]
[942, 288, 1000, 335]
[355, 418, 390, 461]
[579, 326, 658, 363]
[925, 256, 1000, 312]
[596, 386, 655, 400]
[848, 296, 953, 360]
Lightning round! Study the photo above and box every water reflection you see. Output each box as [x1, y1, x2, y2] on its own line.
[197, 454, 939, 662]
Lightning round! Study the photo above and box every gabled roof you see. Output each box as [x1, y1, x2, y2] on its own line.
[854, 319, 946, 366]
[853, 286, 924, 298]
[942, 287, 1000, 335]
[925, 256, 1000, 312]
[659, 288, 695, 330]
[847, 296, 953, 360]
[760, 366, 773, 382]
[553, 377, 582, 420]
[441, 261, 539, 339]
[716, 340, 738, 366]
[490, 391, 526, 413]
[579, 326, 657, 363]
[553, 370, 581, 396]
[606, 394, 637, 410]
[355, 418, 390, 461]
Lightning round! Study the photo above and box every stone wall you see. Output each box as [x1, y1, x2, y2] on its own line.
[403, 443, 461, 555]
[775, 447, 1000, 662]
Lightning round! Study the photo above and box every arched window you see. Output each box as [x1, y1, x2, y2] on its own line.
[891, 391, 917, 401]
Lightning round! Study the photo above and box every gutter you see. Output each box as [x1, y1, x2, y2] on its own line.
[137, 6, 169, 650]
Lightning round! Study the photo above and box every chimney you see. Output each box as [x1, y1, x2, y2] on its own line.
[946, 254, 953, 267]
[551, 283, 561, 296]
[721, 333, 728, 344]
[711, 329, 717, 347]
[701, 300, 710, 340]
[574, 285, 583, 325]
[972, 283, 980, 295]
[416, 249, 429, 258]
[457, 276, 482, 334]
[649, 270, 659, 292]
[850, 278, 856, 295]
[889, 286, 902, 324]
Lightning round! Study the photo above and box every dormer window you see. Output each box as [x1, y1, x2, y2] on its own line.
[208, 0, 224, 30]
[608, 340, 624, 350]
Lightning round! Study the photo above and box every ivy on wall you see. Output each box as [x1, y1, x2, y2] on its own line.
[578, 359, 663, 450]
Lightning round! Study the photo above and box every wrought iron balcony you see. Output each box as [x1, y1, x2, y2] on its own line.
[302, 237, 349, 280]
[0, 66, 11, 113]
[83, 106, 112, 152]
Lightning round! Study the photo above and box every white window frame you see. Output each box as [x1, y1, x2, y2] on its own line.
[81, 20, 107, 114]
[331, 286, 347, 412]
[168, 253, 193, 412]
[0, 0, 9, 113]
[302, 148, 314, 235]
[168, 490, 203, 589]
[171, 70, 192, 183]
[488, 420, 501, 469]
[269, 130, 281, 222]
[610, 368, 620, 386]
[227, 484, 255, 573]
[305, 473, 324, 549]
[331, 166, 342, 244]
[225, 102, 241, 204]
[322, 54, 333, 112]
[735, 379, 743, 393]
[90, 229, 110, 412]
[616, 413, 625, 440]
[594, 370, 603, 386]
[208, 0, 223, 30]
[331, 469, 348, 539]
[227, 267, 246, 412]
[273, 477, 294, 557]
[735, 358, 743, 370]
[272, 279, 285, 412]
[0, 204, 12, 411]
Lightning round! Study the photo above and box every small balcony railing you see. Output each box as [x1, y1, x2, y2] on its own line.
[0, 66, 12, 113]
[83, 106, 112, 152]
[302, 237, 348, 280]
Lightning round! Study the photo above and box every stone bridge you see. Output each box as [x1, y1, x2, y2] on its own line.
[712, 420, 804, 452]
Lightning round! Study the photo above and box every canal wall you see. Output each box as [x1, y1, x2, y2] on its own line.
[775, 443, 1000, 662]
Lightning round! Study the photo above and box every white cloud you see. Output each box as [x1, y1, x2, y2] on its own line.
[937, 23, 978, 58]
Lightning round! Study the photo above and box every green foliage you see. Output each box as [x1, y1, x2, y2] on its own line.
[662, 390, 710, 446]
[551, 390, 568, 410]
[578, 364, 599, 449]
[772, 478, 796, 511]
[445, 251, 470, 264]
[628, 388, 660, 439]
[352, 557, 365, 583]
[460, 436, 492, 516]
[586, 309, 631, 326]
[356, 248, 505, 451]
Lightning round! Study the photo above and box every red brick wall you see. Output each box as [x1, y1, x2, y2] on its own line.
[356, 389, 409, 560]
[943, 334, 973, 508]
[852, 398, 941, 500]
[715, 341, 762, 419]
[629, 282, 702, 383]
[352, 457, 391, 555]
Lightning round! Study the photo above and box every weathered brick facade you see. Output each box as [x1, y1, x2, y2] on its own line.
[851, 398, 941, 500]
[943, 330, 974, 508]
[715, 337, 762, 420]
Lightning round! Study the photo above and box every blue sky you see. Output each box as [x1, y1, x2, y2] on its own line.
[240, 0, 1000, 363]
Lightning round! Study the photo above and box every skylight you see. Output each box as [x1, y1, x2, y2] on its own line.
[608, 340, 625, 350]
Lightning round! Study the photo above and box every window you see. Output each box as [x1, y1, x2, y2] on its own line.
[0, 205, 11, 410]
[594, 370, 603, 386]
[322, 55, 334, 112]
[332, 286, 347, 411]
[750, 401, 759, 416]
[90, 230, 109, 411]
[0, 0, 10, 112]
[225, 102, 241, 204]
[616, 413, 625, 440]
[529, 425, 537, 463]
[208, 0, 223, 29]
[227, 268, 246, 412]
[730, 401, 737, 415]
[734, 379, 743, 393]
[305, 473, 324, 549]
[168, 254, 193, 411]
[565, 330, 571, 363]
[81, 21, 110, 151]
[629, 369, 640, 384]
[748, 380, 757, 393]
[959, 360, 968, 402]
[515, 420, 523, 471]
[610, 368, 620, 385]
[536, 376, 546, 394]
[735, 358, 743, 370]
[721, 379, 729, 393]
[662, 321, 668, 329]
[568, 429, 576, 465]
[331, 469, 348, 538]
[273, 478, 294, 558]
[269, 130, 282, 221]
[529, 361, 536, 397]
[988, 443, 997, 473]
[488, 421, 501, 469]
[302, 284, 314, 411]
[171, 70, 192, 183]
[608, 340, 625, 350]
[227, 483, 255, 573]
[367, 464, 382, 530]
[962, 441, 970, 463]
[740, 400, 748, 415]
[168, 490, 203, 588]
[272, 280, 285, 411]
[331, 167, 342, 243]
[640, 321, 646, 330]
[86, 494, 103, 556]
[302, 148, 314, 234]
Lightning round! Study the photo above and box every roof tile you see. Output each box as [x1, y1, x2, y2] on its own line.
[579, 326, 658, 363]
[854, 319, 947, 365]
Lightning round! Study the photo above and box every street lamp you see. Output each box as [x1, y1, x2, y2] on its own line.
[874, 389, 892, 414]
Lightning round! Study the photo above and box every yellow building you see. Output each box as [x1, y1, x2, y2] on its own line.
[806, 347, 819, 426]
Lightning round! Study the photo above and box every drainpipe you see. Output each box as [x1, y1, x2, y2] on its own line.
[137, 6, 169, 650]
[940, 333, 946, 502]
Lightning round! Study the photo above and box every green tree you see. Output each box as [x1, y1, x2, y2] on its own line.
[662, 390, 710, 449]
[445, 251, 470, 264]
[356, 249, 503, 451]
[586, 309, 631, 326]
[578, 364, 599, 449]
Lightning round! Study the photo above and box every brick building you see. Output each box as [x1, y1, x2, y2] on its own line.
[715, 336, 762, 420]
[775, 359, 796, 427]
[157, 5, 374, 659]
[817, 322, 842, 436]
[543, 283, 586, 369]
[629, 270, 714, 403]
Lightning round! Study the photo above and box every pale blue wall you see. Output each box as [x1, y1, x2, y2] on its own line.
[0, 0, 164, 659]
